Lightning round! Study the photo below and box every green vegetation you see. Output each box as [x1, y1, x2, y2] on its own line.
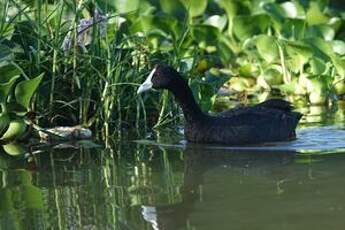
[0, 0, 345, 141]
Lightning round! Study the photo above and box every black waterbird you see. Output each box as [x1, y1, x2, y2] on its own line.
[137, 65, 302, 145]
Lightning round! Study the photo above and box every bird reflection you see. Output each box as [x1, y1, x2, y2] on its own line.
[141, 144, 296, 230]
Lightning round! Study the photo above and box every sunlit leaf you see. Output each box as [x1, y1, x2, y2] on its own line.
[332, 40, 345, 55]
[309, 57, 327, 75]
[215, 0, 239, 18]
[328, 17, 342, 33]
[256, 35, 279, 63]
[306, 1, 329, 25]
[262, 66, 283, 85]
[0, 119, 27, 142]
[285, 40, 314, 70]
[15, 73, 43, 110]
[280, 1, 305, 19]
[233, 14, 270, 41]
[114, 0, 140, 13]
[239, 64, 259, 78]
[300, 38, 330, 61]
[204, 15, 227, 31]
[331, 56, 345, 77]
[180, 0, 208, 17]
[307, 24, 335, 41]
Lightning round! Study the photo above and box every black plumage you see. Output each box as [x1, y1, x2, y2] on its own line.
[138, 65, 302, 145]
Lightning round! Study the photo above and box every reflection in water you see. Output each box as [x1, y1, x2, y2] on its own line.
[1, 142, 345, 230]
[0, 104, 345, 229]
[141, 145, 296, 230]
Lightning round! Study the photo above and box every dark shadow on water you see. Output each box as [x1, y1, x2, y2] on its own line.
[141, 144, 297, 230]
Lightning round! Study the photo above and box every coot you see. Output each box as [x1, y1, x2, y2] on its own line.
[137, 65, 302, 145]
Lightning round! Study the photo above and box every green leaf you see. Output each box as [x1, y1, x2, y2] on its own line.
[331, 56, 345, 77]
[0, 63, 21, 83]
[0, 76, 19, 104]
[216, 0, 245, 18]
[180, 0, 208, 17]
[306, 1, 329, 25]
[262, 2, 286, 23]
[328, 17, 342, 33]
[204, 15, 227, 31]
[130, 15, 181, 40]
[0, 45, 13, 63]
[15, 73, 43, 110]
[280, 1, 305, 19]
[332, 40, 345, 55]
[0, 113, 10, 137]
[233, 14, 270, 41]
[304, 37, 333, 61]
[256, 35, 279, 63]
[239, 64, 259, 78]
[309, 57, 327, 75]
[159, 0, 186, 19]
[307, 25, 335, 41]
[262, 66, 283, 85]
[114, 0, 140, 13]
[191, 25, 220, 46]
[281, 19, 306, 40]
[285, 40, 314, 71]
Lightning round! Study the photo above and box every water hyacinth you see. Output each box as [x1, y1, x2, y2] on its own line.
[61, 9, 107, 52]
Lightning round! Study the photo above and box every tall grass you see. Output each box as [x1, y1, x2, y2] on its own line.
[1, 0, 345, 139]
[1, 0, 167, 138]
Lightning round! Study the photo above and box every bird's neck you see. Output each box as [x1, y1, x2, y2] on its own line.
[169, 78, 205, 123]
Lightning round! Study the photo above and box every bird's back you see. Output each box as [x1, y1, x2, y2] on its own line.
[185, 99, 302, 145]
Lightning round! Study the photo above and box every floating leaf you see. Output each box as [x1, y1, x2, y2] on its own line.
[332, 40, 345, 55]
[0, 119, 27, 143]
[281, 19, 306, 40]
[256, 35, 279, 63]
[307, 24, 335, 41]
[114, 0, 140, 13]
[306, 1, 329, 25]
[180, 0, 208, 17]
[204, 15, 227, 31]
[331, 56, 345, 77]
[159, 0, 186, 18]
[3, 142, 26, 156]
[280, 1, 305, 19]
[304, 37, 333, 60]
[262, 66, 283, 85]
[262, 2, 285, 23]
[15, 73, 43, 110]
[233, 14, 270, 41]
[191, 25, 220, 46]
[239, 64, 259, 78]
[130, 15, 181, 40]
[309, 57, 327, 75]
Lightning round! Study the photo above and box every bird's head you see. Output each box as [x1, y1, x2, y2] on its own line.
[137, 64, 179, 94]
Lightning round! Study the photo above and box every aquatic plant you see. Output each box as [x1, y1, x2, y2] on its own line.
[0, 0, 344, 136]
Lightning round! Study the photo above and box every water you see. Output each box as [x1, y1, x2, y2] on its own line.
[1, 106, 345, 229]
